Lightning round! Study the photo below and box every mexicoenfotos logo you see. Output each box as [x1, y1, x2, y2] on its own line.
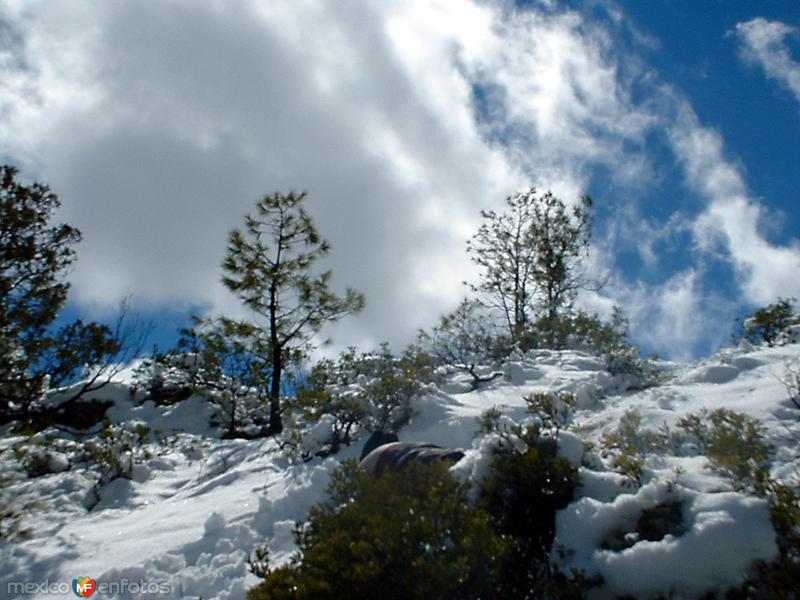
[72, 576, 97, 597]
[7, 576, 171, 597]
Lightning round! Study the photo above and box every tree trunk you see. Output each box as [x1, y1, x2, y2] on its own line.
[269, 351, 283, 434]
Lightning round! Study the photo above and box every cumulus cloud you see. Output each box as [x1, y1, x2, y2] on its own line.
[0, 0, 796, 358]
[0, 0, 655, 348]
[668, 103, 800, 306]
[735, 17, 800, 108]
[1, 0, 514, 347]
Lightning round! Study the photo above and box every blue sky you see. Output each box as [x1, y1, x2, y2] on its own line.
[1, 0, 799, 361]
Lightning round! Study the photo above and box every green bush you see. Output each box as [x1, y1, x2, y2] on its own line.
[479, 427, 582, 598]
[677, 408, 772, 490]
[249, 460, 503, 599]
[728, 478, 800, 598]
[252, 416, 590, 599]
[733, 298, 798, 347]
[520, 308, 625, 353]
[524, 391, 575, 434]
[601, 410, 667, 485]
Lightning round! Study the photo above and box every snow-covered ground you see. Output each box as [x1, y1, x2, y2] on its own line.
[2, 341, 799, 599]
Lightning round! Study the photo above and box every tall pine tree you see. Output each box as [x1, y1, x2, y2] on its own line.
[0, 165, 121, 423]
[219, 191, 364, 434]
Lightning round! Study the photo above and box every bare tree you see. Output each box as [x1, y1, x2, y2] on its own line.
[419, 299, 508, 389]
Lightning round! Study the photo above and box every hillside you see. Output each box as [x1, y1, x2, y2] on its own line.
[1, 340, 799, 599]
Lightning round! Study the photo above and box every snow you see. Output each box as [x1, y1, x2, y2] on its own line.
[554, 482, 777, 599]
[556, 430, 584, 467]
[1, 342, 799, 598]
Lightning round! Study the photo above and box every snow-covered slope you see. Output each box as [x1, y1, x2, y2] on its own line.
[1, 342, 798, 599]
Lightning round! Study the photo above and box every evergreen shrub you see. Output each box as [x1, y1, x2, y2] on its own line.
[248, 460, 503, 599]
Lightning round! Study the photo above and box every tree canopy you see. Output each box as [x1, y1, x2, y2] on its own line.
[217, 191, 365, 434]
[466, 188, 592, 344]
[0, 165, 122, 423]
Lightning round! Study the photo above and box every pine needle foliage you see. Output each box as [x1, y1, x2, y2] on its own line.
[0, 165, 122, 424]
[212, 191, 364, 434]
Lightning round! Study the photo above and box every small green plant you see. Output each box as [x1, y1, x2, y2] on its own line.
[21, 450, 52, 478]
[782, 361, 800, 412]
[602, 410, 665, 485]
[476, 405, 527, 452]
[636, 500, 686, 542]
[601, 499, 685, 552]
[81, 420, 154, 508]
[477, 405, 504, 434]
[247, 544, 272, 580]
[12, 432, 73, 478]
[677, 408, 773, 489]
[727, 476, 800, 598]
[0, 474, 30, 541]
[524, 391, 575, 434]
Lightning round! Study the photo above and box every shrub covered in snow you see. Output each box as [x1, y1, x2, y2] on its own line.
[0, 473, 34, 541]
[283, 344, 434, 460]
[132, 355, 195, 406]
[553, 480, 778, 599]
[734, 297, 799, 347]
[10, 418, 160, 512]
[524, 391, 576, 434]
[782, 360, 800, 413]
[12, 429, 76, 478]
[140, 323, 274, 438]
[417, 298, 510, 388]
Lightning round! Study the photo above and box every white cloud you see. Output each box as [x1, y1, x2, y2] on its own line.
[735, 17, 800, 108]
[668, 103, 800, 305]
[0, 0, 796, 358]
[0, 0, 660, 350]
[630, 270, 709, 362]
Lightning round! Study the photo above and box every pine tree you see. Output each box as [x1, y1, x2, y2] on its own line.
[0, 165, 122, 423]
[219, 191, 364, 434]
[466, 188, 592, 344]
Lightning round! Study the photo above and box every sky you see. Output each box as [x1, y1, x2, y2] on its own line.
[0, 0, 798, 361]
